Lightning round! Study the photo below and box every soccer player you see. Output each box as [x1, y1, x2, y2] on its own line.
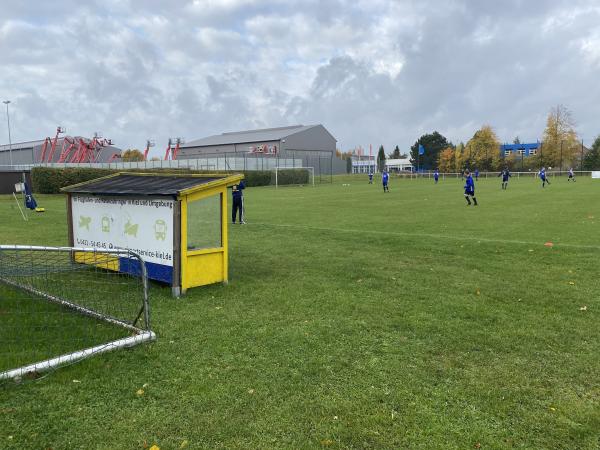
[568, 167, 576, 182]
[464, 170, 478, 206]
[498, 167, 511, 190]
[434, 169, 439, 184]
[474, 169, 480, 181]
[231, 180, 246, 224]
[368, 172, 374, 184]
[539, 167, 550, 188]
[382, 170, 390, 193]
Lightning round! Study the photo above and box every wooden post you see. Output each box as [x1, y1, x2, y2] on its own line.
[172, 200, 182, 297]
[66, 194, 74, 247]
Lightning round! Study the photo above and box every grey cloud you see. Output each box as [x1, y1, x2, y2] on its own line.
[1, 0, 599, 154]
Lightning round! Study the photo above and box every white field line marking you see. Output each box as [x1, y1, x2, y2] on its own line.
[249, 222, 600, 250]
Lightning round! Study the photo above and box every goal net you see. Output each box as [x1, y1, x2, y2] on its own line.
[272, 167, 315, 188]
[0, 245, 155, 383]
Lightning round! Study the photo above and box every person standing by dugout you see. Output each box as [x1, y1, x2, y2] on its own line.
[231, 180, 246, 224]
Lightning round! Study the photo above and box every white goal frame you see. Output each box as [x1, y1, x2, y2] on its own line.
[0, 245, 156, 381]
[274, 166, 315, 188]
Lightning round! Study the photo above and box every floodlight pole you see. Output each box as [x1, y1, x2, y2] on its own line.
[3, 100, 13, 166]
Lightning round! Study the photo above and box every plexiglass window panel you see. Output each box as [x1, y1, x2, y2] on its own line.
[187, 194, 222, 250]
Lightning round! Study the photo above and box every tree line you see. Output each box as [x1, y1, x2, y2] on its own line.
[399, 104, 600, 172]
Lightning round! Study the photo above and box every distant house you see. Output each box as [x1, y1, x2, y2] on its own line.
[500, 143, 539, 157]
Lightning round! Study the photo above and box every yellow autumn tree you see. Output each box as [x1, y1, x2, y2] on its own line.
[540, 104, 578, 169]
[121, 149, 145, 162]
[464, 125, 502, 171]
[437, 147, 455, 172]
[454, 142, 465, 172]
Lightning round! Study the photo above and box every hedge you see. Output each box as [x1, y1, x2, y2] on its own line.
[31, 167, 309, 194]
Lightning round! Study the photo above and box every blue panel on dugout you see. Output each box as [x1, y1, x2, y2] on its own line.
[119, 257, 173, 284]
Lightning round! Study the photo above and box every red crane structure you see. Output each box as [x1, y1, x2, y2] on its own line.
[143, 139, 155, 161]
[164, 138, 173, 160]
[164, 137, 184, 160]
[39, 128, 114, 164]
[39, 126, 65, 163]
[57, 133, 113, 163]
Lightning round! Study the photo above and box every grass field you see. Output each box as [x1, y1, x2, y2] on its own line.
[1, 174, 599, 449]
[0, 283, 131, 373]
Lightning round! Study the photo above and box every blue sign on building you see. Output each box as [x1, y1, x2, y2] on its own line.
[500, 142, 539, 157]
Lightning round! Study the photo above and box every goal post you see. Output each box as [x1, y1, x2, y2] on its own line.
[0, 245, 155, 382]
[273, 166, 315, 188]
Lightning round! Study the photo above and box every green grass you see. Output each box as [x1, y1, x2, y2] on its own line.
[1, 175, 599, 449]
[0, 284, 130, 373]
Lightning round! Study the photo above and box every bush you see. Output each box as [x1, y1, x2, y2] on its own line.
[32, 167, 115, 194]
[31, 167, 309, 193]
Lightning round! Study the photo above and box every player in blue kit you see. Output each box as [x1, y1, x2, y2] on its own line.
[539, 167, 550, 187]
[434, 169, 439, 184]
[464, 170, 478, 206]
[231, 180, 246, 224]
[474, 169, 480, 181]
[382, 170, 390, 193]
[368, 172, 373, 184]
[498, 167, 511, 190]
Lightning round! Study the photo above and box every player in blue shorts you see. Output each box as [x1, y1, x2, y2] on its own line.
[382, 170, 390, 193]
[434, 169, 439, 184]
[464, 170, 477, 206]
[568, 167, 576, 182]
[498, 167, 511, 190]
[474, 169, 480, 181]
[368, 172, 373, 184]
[539, 167, 550, 187]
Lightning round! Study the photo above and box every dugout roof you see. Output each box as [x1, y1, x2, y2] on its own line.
[61, 172, 244, 198]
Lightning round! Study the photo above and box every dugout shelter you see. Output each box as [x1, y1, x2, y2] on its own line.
[62, 172, 243, 296]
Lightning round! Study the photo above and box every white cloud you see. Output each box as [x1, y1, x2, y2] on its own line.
[0, 0, 599, 157]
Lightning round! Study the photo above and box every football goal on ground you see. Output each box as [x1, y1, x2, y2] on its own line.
[272, 167, 315, 188]
[0, 245, 155, 383]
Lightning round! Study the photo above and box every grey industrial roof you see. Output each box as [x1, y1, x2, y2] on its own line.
[181, 124, 321, 148]
[62, 174, 225, 196]
[0, 139, 46, 152]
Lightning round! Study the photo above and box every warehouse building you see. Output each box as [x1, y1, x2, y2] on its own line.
[178, 124, 346, 175]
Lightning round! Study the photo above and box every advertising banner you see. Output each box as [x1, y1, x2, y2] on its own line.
[71, 195, 174, 267]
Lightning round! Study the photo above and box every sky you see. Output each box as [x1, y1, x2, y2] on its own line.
[1, 0, 599, 158]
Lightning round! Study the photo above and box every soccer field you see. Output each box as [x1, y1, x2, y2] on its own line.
[1, 175, 599, 449]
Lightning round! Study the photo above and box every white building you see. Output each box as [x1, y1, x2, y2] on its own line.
[351, 159, 376, 174]
[352, 157, 413, 174]
[385, 158, 413, 172]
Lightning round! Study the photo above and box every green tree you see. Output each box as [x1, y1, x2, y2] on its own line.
[410, 132, 451, 171]
[377, 145, 386, 172]
[389, 145, 401, 159]
[583, 136, 600, 170]
[121, 149, 145, 162]
[513, 136, 521, 144]
[464, 125, 502, 171]
[540, 104, 578, 169]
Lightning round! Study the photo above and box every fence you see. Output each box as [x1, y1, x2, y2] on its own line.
[389, 170, 595, 180]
